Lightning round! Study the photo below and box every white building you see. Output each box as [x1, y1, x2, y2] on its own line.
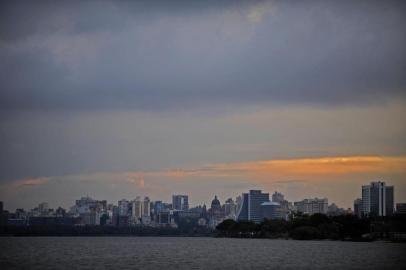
[224, 198, 237, 220]
[130, 196, 151, 225]
[118, 199, 129, 216]
[294, 198, 328, 215]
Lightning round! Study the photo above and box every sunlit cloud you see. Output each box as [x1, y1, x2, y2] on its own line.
[208, 156, 406, 178]
[14, 177, 50, 187]
[137, 178, 145, 188]
[135, 156, 406, 181]
[2, 155, 405, 210]
[7, 156, 406, 189]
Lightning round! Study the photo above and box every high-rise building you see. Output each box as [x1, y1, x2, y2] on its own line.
[362, 181, 394, 216]
[118, 199, 129, 216]
[224, 198, 237, 219]
[386, 186, 394, 216]
[172, 195, 189, 211]
[72, 196, 107, 216]
[237, 193, 248, 221]
[132, 197, 143, 219]
[235, 195, 242, 210]
[76, 196, 95, 208]
[143, 197, 151, 217]
[272, 192, 284, 203]
[271, 191, 289, 219]
[111, 205, 119, 227]
[236, 190, 270, 223]
[154, 201, 164, 214]
[354, 198, 363, 218]
[294, 198, 328, 215]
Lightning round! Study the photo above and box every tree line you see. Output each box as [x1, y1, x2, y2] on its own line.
[216, 213, 406, 241]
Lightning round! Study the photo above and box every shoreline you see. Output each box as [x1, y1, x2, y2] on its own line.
[1, 232, 403, 243]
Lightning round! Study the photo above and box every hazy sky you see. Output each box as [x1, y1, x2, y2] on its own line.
[1, 0, 405, 210]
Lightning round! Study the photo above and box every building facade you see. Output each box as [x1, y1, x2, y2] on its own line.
[143, 197, 151, 217]
[132, 197, 143, 220]
[172, 195, 189, 211]
[354, 198, 363, 218]
[272, 192, 284, 203]
[294, 198, 328, 215]
[271, 191, 289, 219]
[118, 199, 129, 216]
[224, 198, 237, 220]
[236, 190, 270, 223]
[260, 201, 283, 220]
[362, 181, 394, 216]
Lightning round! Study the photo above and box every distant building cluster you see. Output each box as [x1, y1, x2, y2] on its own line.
[0, 180, 403, 228]
[235, 190, 351, 223]
[0, 194, 238, 229]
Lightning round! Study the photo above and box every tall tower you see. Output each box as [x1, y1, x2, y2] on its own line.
[118, 199, 129, 216]
[236, 190, 269, 223]
[362, 181, 394, 216]
[172, 195, 189, 211]
[132, 197, 143, 219]
[143, 197, 151, 217]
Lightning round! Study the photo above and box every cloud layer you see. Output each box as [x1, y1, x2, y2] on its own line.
[1, 102, 405, 182]
[1, 155, 405, 210]
[1, 1, 405, 210]
[1, 0, 405, 112]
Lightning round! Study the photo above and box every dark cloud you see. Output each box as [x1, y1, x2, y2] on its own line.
[0, 0, 405, 112]
[0, 0, 251, 42]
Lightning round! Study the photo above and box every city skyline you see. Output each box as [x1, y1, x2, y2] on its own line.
[1, 2, 406, 268]
[1, 1, 406, 211]
[0, 179, 400, 213]
[1, 181, 402, 238]
[1, 181, 399, 229]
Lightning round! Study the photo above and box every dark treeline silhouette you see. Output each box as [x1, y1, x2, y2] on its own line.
[216, 214, 406, 242]
[2, 214, 405, 241]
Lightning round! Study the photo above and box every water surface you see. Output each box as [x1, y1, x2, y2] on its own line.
[1, 237, 405, 269]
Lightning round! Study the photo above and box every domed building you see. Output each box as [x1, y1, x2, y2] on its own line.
[209, 195, 224, 219]
[211, 195, 221, 211]
[260, 201, 283, 220]
[208, 195, 225, 228]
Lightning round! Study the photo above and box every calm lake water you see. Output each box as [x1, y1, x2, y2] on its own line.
[0, 237, 405, 269]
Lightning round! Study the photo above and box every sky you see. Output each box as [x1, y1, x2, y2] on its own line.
[0, 0, 405, 211]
